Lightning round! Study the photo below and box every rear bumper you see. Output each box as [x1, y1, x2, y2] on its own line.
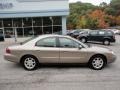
[111, 38, 116, 43]
[4, 54, 19, 63]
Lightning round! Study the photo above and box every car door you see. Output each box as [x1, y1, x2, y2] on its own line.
[35, 37, 59, 63]
[97, 31, 106, 42]
[59, 37, 87, 63]
[88, 31, 98, 41]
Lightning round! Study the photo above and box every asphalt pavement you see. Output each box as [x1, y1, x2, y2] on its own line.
[0, 36, 120, 90]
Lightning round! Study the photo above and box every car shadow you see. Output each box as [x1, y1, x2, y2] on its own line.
[8, 63, 114, 71]
[39, 63, 88, 69]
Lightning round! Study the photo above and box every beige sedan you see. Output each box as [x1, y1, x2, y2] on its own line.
[4, 35, 116, 70]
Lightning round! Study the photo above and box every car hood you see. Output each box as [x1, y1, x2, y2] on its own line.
[85, 46, 111, 53]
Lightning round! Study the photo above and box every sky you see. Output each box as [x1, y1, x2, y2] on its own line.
[69, 0, 111, 5]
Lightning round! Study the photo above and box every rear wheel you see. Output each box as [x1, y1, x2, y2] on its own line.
[89, 55, 106, 70]
[80, 38, 87, 43]
[103, 39, 110, 45]
[21, 55, 39, 70]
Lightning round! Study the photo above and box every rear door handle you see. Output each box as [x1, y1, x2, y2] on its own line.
[62, 51, 69, 53]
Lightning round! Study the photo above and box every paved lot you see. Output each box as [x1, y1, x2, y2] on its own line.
[0, 36, 120, 90]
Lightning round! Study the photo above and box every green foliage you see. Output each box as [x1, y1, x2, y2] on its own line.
[67, 0, 120, 30]
[110, 0, 120, 15]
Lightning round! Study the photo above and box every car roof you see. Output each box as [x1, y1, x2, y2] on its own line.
[37, 34, 70, 38]
[30, 34, 71, 42]
[22, 34, 73, 46]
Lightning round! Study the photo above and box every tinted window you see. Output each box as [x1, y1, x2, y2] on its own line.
[3, 19, 12, 27]
[98, 31, 105, 35]
[107, 31, 113, 36]
[21, 36, 38, 45]
[43, 17, 52, 26]
[0, 19, 2, 28]
[53, 17, 62, 25]
[23, 18, 32, 27]
[33, 17, 42, 26]
[80, 31, 88, 34]
[36, 37, 56, 47]
[74, 31, 79, 33]
[59, 38, 79, 48]
[90, 31, 98, 35]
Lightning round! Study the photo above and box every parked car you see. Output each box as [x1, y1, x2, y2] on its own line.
[103, 29, 120, 35]
[0, 34, 4, 41]
[67, 30, 83, 38]
[4, 35, 116, 70]
[111, 29, 120, 35]
[79, 30, 90, 35]
[78, 30, 116, 45]
[5, 34, 12, 38]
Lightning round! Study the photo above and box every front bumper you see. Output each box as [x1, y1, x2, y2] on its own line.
[107, 53, 116, 63]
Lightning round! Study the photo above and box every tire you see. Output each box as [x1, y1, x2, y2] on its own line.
[80, 37, 87, 43]
[21, 55, 39, 71]
[103, 39, 110, 45]
[88, 55, 106, 70]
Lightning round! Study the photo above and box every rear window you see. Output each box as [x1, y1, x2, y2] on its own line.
[20, 36, 38, 45]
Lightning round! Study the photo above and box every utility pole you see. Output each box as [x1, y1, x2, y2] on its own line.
[14, 28, 17, 42]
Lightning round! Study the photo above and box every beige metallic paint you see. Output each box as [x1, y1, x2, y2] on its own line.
[4, 35, 116, 64]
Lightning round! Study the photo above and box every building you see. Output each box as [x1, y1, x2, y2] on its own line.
[0, 0, 69, 38]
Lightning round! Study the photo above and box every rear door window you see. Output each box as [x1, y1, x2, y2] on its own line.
[98, 31, 105, 35]
[90, 31, 98, 36]
[36, 37, 56, 47]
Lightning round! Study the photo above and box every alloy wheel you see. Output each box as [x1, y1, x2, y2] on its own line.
[24, 57, 37, 70]
[92, 57, 104, 69]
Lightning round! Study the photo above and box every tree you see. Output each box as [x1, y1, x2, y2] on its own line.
[116, 16, 120, 25]
[89, 10, 109, 28]
[100, 2, 108, 8]
[67, 1, 120, 30]
[105, 0, 120, 16]
[105, 15, 116, 26]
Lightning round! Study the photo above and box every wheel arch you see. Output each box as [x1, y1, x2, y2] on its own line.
[20, 54, 39, 64]
[103, 37, 111, 41]
[79, 36, 87, 39]
[88, 54, 107, 64]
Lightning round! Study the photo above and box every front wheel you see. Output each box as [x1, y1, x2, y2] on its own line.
[22, 56, 39, 70]
[103, 39, 110, 45]
[89, 55, 106, 70]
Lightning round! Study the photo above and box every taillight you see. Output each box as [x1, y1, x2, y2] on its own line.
[113, 35, 115, 39]
[6, 48, 11, 54]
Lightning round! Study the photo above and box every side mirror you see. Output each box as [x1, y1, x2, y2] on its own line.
[78, 45, 83, 49]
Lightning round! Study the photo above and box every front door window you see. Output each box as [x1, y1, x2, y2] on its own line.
[59, 38, 79, 48]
